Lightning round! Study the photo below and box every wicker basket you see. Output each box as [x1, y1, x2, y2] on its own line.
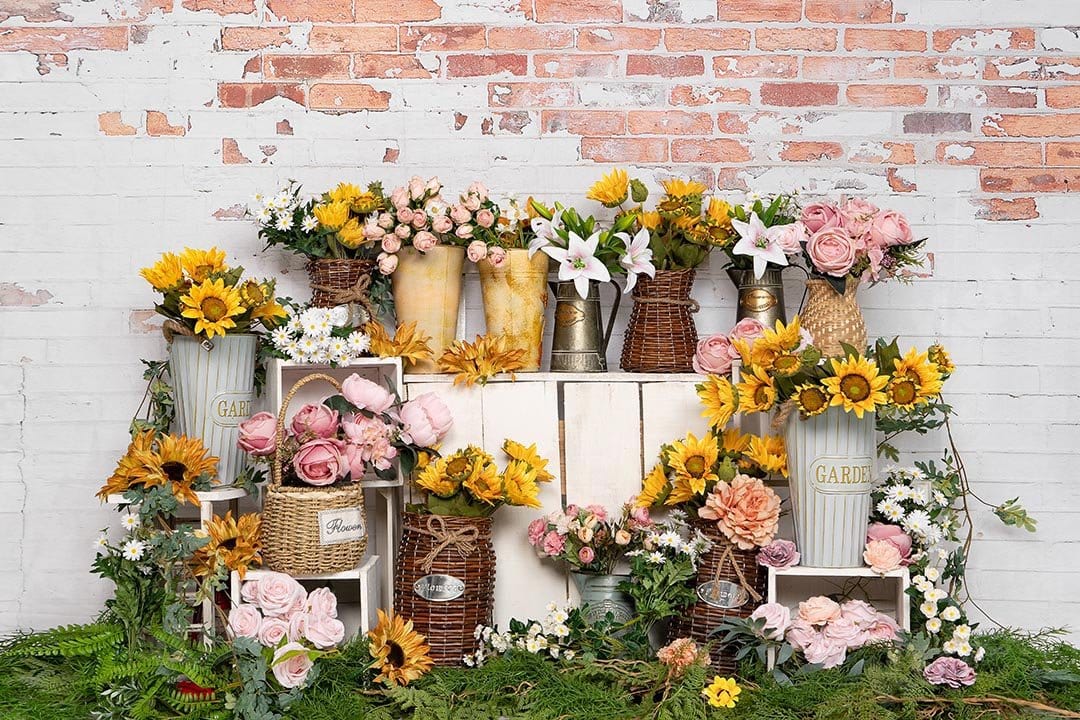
[800, 277, 867, 358]
[260, 373, 367, 576]
[667, 518, 765, 674]
[395, 511, 495, 666]
[306, 257, 376, 315]
[620, 269, 699, 373]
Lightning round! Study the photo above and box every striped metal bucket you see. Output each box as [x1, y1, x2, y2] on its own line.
[784, 407, 876, 568]
[169, 334, 256, 486]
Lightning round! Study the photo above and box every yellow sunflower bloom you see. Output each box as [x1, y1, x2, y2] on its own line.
[415, 457, 460, 498]
[759, 316, 803, 354]
[822, 354, 888, 419]
[337, 217, 366, 248]
[719, 428, 752, 455]
[351, 191, 382, 215]
[732, 336, 777, 370]
[666, 432, 719, 496]
[737, 365, 778, 414]
[502, 439, 554, 483]
[463, 458, 503, 505]
[746, 434, 787, 477]
[313, 201, 350, 231]
[706, 198, 733, 227]
[703, 676, 742, 709]
[697, 375, 738, 430]
[238, 280, 287, 325]
[179, 247, 227, 283]
[586, 168, 629, 208]
[140, 252, 185, 291]
[661, 177, 708, 198]
[892, 347, 944, 403]
[502, 460, 541, 508]
[793, 383, 829, 418]
[328, 182, 363, 205]
[179, 278, 245, 339]
[368, 610, 434, 686]
[928, 343, 955, 377]
[189, 511, 262, 579]
[636, 463, 671, 508]
[97, 430, 158, 500]
[638, 210, 662, 230]
[142, 434, 218, 506]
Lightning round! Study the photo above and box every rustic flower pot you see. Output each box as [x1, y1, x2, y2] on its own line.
[478, 249, 548, 371]
[391, 246, 465, 374]
[800, 277, 866, 358]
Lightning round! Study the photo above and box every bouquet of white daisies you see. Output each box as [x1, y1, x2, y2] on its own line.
[267, 305, 370, 366]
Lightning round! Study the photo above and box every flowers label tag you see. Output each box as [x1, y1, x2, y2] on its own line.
[210, 391, 254, 428]
[810, 456, 873, 495]
[697, 580, 749, 609]
[413, 574, 465, 602]
[318, 508, 365, 546]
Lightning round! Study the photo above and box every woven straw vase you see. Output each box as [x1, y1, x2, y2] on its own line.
[478, 249, 549, 371]
[800, 278, 867, 357]
[666, 518, 765, 674]
[620, 268, 699, 373]
[391, 246, 465, 374]
[306, 258, 375, 309]
[395, 511, 496, 666]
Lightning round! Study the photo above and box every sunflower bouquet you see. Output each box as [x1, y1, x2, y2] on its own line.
[96, 430, 218, 513]
[140, 247, 287, 341]
[413, 439, 554, 517]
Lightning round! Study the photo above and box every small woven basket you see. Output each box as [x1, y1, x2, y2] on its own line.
[395, 511, 496, 666]
[620, 269, 699, 373]
[260, 373, 367, 576]
[800, 277, 867, 358]
[306, 257, 376, 310]
[667, 518, 766, 674]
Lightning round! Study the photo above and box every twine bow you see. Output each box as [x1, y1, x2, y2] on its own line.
[634, 296, 701, 313]
[311, 274, 376, 321]
[161, 318, 214, 351]
[771, 399, 798, 432]
[415, 516, 481, 573]
[709, 542, 763, 604]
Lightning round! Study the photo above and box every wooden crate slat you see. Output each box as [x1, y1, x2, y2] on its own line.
[562, 382, 643, 510]
[640, 381, 708, 475]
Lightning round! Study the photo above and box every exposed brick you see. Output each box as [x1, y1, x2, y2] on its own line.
[932, 28, 1036, 53]
[985, 57, 1080, 81]
[847, 84, 927, 107]
[844, 28, 926, 51]
[1047, 142, 1080, 166]
[266, 0, 352, 21]
[308, 83, 390, 110]
[401, 25, 485, 51]
[445, 54, 528, 78]
[628, 110, 713, 135]
[582, 137, 668, 162]
[669, 85, 751, 106]
[145, 111, 186, 136]
[383, 146, 400, 163]
[938, 85, 1038, 109]
[263, 54, 351, 79]
[779, 141, 843, 161]
[756, 27, 837, 51]
[903, 112, 971, 134]
[276, 119, 294, 135]
[894, 56, 980, 79]
[665, 28, 750, 51]
[936, 141, 1043, 167]
[849, 141, 916, 164]
[1047, 87, 1080, 109]
[97, 112, 137, 136]
[182, 0, 254, 13]
[309, 26, 398, 52]
[218, 82, 306, 107]
[983, 114, 1080, 137]
[886, 167, 916, 192]
[626, 55, 704, 77]
[804, 0, 892, 23]
[222, 138, 251, 164]
[489, 82, 575, 108]
[715, 0, 801, 21]
[972, 197, 1038, 221]
[670, 138, 752, 163]
[980, 168, 1080, 193]
[535, 53, 618, 78]
[802, 56, 889, 80]
[489, 27, 574, 50]
[578, 27, 661, 51]
[0, 27, 129, 52]
[541, 110, 626, 135]
[354, 53, 437, 78]
[353, 0, 440, 22]
[534, 0, 621, 22]
[760, 82, 839, 107]
[221, 27, 293, 50]
[713, 55, 797, 78]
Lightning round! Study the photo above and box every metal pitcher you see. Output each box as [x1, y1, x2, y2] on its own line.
[549, 279, 621, 372]
[726, 266, 786, 328]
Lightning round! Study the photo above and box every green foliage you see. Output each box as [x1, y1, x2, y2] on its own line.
[131, 359, 174, 437]
[995, 497, 1038, 532]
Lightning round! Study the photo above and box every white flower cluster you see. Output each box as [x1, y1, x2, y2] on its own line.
[93, 511, 147, 562]
[874, 466, 950, 546]
[270, 306, 370, 366]
[251, 188, 317, 233]
[628, 522, 712, 566]
[464, 603, 577, 667]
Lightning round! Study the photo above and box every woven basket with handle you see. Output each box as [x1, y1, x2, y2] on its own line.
[620, 268, 699, 373]
[260, 373, 367, 576]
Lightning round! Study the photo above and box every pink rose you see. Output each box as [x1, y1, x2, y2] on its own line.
[749, 602, 791, 641]
[425, 176, 442, 195]
[630, 506, 650, 525]
[288, 612, 307, 642]
[798, 596, 841, 626]
[394, 223, 412, 239]
[254, 572, 307, 618]
[692, 333, 736, 375]
[389, 187, 409, 210]
[800, 202, 842, 234]
[241, 580, 259, 604]
[462, 194, 482, 212]
[806, 228, 858, 277]
[408, 176, 426, 201]
[258, 617, 290, 648]
[869, 209, 914, 247]
[839, 599, 879, 629]
[488, 246, 508, 268]
[542, 530, 565, 556]
[476, 209, 495, 228]
[413, 230, 438, 252]
[785, 617, 817, 652]
[272, 642, 314, 689]
[757, 539, 800, 569]
[467, 240, 488, 263]
[228, 604, 262, 638]
[238, 411, 277, 457]
[398, 392, 453, 447]
[455, 224, 474, 240]
[396, 207, 415, 225]
[305, 586, 338, 618]
[865, 613, 900, 643]
[565, 504, 579, 517]
[363, 219, 385, 240]
[923, 656, 976, 688]
[303, 612, 345, 649]
[290, 403, 339, 440]
[769, 221, 809, 256]
[823, 616, 868, 650]
[527, 518, 547, 546]
[410, 209, 428, 229]
[377, 252, 398, 275]
[293, 438, 347, 486]
[578, 546, 596, 565]
[729, 317, 766, 343]
[431, 214, 453, 234]
[803, 635, 847, 669]
[450, 204, 472, 225]
[866, 523, 912, 565]
[863, 539, 903, 574]
[467, 181, 488, 200]
[839, 198, 879, 238]
[381, 235, 402, 254]
[378, 212, 396, 230]
[341, 374, 395, 413]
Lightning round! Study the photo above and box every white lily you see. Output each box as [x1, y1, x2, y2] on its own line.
[617, 228, 656, 294]
[527, 210, 562, 258]
[731, 211, 789, 279]
[542, 231, 610, 299]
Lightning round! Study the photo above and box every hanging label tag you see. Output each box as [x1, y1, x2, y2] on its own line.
[318, 507, 365, 546]
[414, 574, 465, 602]
[697, 580, 749, 609]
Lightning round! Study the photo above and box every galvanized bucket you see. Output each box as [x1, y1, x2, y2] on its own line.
[570, 572, 634, 626]
[169, 333, 257, 486]
[726, 266, 786, 329]
[784, 407, 875, 568]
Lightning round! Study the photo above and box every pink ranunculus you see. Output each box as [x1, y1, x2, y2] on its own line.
[785, 617, 818, 652]
[800, 202, 842, 234]
[869, 209, 914, 247]
[408, 176, 426, 201]
[462, 194, 482, 212]
[394, 223, 412, 239]
[341, 374, 395, 413]
[254, 572, 307, 618]
[839, 599, 879, 629]
[798, 596, 841, 626]
[305, 586, 338, 618]
[398, 392, 453, 447]
[455, 224, 474, 240]
[272, 642, 314, 689]
[806, 227, 858, 278]
[290, 403, 339, 439]
[729, 317, 766, 343]
[527, 518, 547, 546]
[749, 602, 791, 641]
[377, 252, 398, 275]
[396, 207, 415, 225]
[228, 603, 262, 638]
[476, 209, 496, 228]
[863, 539, 903, 574]
[238, 411, 277, 456]
[390, 187, 409, 210]
[803, 634, 847, 669]
[839, 198, 879, 238]
[303, 613, 346, 649]
[378, 212, 396, 230]
[450, 204, 472, 225]
[413, 230, 438, 252]
[578, 545, 596, 565]
[542, 530, 565, 556]
[923, 656, 977, 688]
[770, 221, 809, 256]
[381, 234, 402, 254]
[431, 214, 453, 234]
[467, 181, 488, 200]
[410, 208, 428, 229]
[865, 613, 900, 643]
[258, 617, 290, 647]
[487, 246, 508, 268]
[757, 539, 800, 569]
[823, 616, 868, 650]
[293, 438, 347, 486]
[692, 333, 736, 376]
[467, 240, 488, 263]
[866, 523, 912, 565]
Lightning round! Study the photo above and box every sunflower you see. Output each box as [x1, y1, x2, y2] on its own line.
[586, 168, 629, 208]
[502, 460, 541, 508]
[502, 439, 554, 483]
[793, 383, 829, 418]
[328, 182, 363, 205]
[759, 316, 803, 354]
[179, 247, 227, 283]
[438, 334, 526, 387]
[368, 610, 433, 687]
[179, 278, 246, 339]
[351, 191, 383, 215]
[666, 433, 719, 496]
[822, 355, 888, 419]
[697, 375, 737, 430]
[732, 336, 777, 371]
[928, 343, 955, 377]
[415, 458, 460, 498]
[746, 435, 787, 477]
[140, 253, 185, 291]
[337, 218, 366, 249]
[142, 434, 218, 506]
[313, 201, 350, 231]
[706, 198, 733, 227]
[463, 457, 503, 505]
[737, 365, 778, 414]
[239, 280, 287, 325]
[365, 321, 434, 364]
[636, 463, 671, 508]
[666, 475, 696, 506]
[892, 348, 944, 404]
[661, 177, 708, 199]
[97, 431, 157, 499]
[189, 511, 262, 579]
[718, 428, 752, 455]
[638, 210, 662, 230]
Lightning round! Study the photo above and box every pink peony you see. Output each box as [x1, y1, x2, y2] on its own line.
[729, 317, 766, 343]
[272, 642, 314, 689]
[866, 523, 912, 565]
[305, 587, 338, 618]
[542, 530, 565, 557]
[692, 333, 736, 376]
[293, 438, 347, 486]
[342, 415, 396, 476]
[798, 596, 841, 626]
[749, 602, 791, 641]
[770, 221, 809, 256]
[800, 202, 842, 234]
[398, 392, 453, 447]
[785, 617, 817, 652]
[467, 240, 488, 263]
[757, 539, 800, 569]
[238, 411, 277, 456]
[303, 613, 346, 649]
[487, 246, 508, 268]
[476, 209, 496, 228]
[578, 546, 596, 565]
[924, 656, 977, 688]
[228, 604, 262, 638]
[413, 230, 438, 252]
[863, 539, 903, 574]
[865, 613, 900, 643]
[377, 252, 398, 275]
[450, 204, 472, 225]
[806, 227, 858, 278]
[839, 599, 879, 629]
[254, 572, 307, 618]
[823, 616, 868, 650]
[431, 214, 453, 234]
[341, 374, 395, 413]
[381, 234, 402, 254]
[527, 518, 547, 546]
[839, 198, 879, 238]
[803, 634, 847, 669]
[258, 617, 290, 648]
[290, 403, 339, 440]
[869, 209, 914, 247]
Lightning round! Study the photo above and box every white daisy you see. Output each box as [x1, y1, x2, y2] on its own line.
[658, 531, 681, 548]
[876, 498, 906, 522]
[933, 490, 948, 507]
[313, 318, 333, 337]
[647, 551, 666, 565]
[93, 533, 109, 553]
[463, 655, 476, 667]
[940, 605, 961, 622]
[312, 349, 331, 364]
[548, 608, 569, 624]
[298, 336, 320, 355]
[330, 351, 351, 366]
[925, 617, 942, 634]
[256, 206, 273, 223]
[286, 316, 303, 334]
[301, 214, 319, 232]
[347, 331, 370, 355]
[902, 509, 932, 537]
[284, 340, 303, 361]
[924, 524, 944, 545]
[121, 539, 146, 561]
[120, 513, 140, 532]
[274, 191, 291, 208]
[274, 213, 293, 232]
[270, 326, 293, 349]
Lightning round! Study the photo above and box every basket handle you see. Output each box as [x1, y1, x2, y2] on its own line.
[271, 372, 345, 491]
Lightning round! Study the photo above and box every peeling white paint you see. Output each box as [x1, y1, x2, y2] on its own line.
[1040, 27, 1080, 52]
[943, 143, 976, 161]
[947, 28, 1014, 52]
[936, 57, 979, 78]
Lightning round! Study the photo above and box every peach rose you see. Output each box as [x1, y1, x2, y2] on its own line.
[389, 188, 409, 210]
[378, 212, 396, 230]
[785, 617, 817, 652]
[866, 613, 900, 643]
[488, 246, 508, 268]
[455, 224, 474, 240]
[803, 635, 847, 669]
[798, 595, 841, 626]
[866, 523, 912, 565]
[431, 214, 453, 234]
[806, 227, 858, 277]
[692, 333, 736, 375]
[467, 181, 488, 200]
[863, 539, 902, 574]
[377, 252, 398, 275]
[381, 234, 402, 254]
[396, 207, 415, 225]
[408, 176, 426, 201]
[363, 219, 385, 240]
[290, 403, 339, 440]
[450, 204, 472, 225]
[749, 602, 790, 641]
[292, 438, 347, 486]
[410, 208, 428, 229]
[823, 616, 867, 650]
[800, 202, 842, 234]
[467, 240, 488, 263]
[697, 474, 780, 550]
[476, 208, 496, 228]
[238, 411, 276, 457]
[729, 317, 766, 343]
[272, 642, 314, 689]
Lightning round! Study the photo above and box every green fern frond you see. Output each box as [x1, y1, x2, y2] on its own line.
[162, 686, 221, 712]
[93, 656, 162, 685]
[4, 623, 122, 658]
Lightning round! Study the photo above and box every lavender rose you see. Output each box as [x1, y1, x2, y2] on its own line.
[757, 539, 800, 569]
[923, 656, 977, 688]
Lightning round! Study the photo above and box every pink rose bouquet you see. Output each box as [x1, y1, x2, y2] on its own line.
[528, 499, 653, 574]
[692, 317, 779, 378]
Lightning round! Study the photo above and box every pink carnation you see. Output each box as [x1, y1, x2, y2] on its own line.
[924, 656, 976, 688]
[542, 530, 565, 557]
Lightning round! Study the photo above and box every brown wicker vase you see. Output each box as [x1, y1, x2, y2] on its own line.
[667, 518, 765, 674]
[395, 511, 496, 666]
[620, 268, 699, 373]
[800, 277, 867, 358]
[306, 257, 376, 314]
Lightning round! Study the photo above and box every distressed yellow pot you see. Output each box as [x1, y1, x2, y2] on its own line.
[478, 249, 549, 371]
[392, 245, 465, 374]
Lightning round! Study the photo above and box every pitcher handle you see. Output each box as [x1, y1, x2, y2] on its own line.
[600, 279, 622, 356]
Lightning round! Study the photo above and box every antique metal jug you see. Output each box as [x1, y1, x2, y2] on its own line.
[725, 267, 786, 329]
[549, 280, 621, 372]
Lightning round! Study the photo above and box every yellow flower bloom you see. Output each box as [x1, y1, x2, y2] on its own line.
[586, 168, 629, 208]
[737, 365, 778, 414]
[666, 432, 719, 496]
[892, 347, 944, 404]
[706, 198, 733, 226]
[140, 252, 184, 291]
[142, 434, 218, 506]
[337, 217, 366, 248]
[928, 343, 955, 377]
[793, 383, 829, 418]
[746, 434, 787, 477]
[697, 375, 737, 430]
[666, 475, 696, 506]
[438, 334, 527, 386]
[189, 511, 262, 579]
[759, 316, 803, 354]
[313, 201, 350, 231]
[415, 457, 460, 498]
[365, 321, 434, 364]
[703, 676, 741, 709]
[719, 428, 752, 455]
[822, 354, 888, 419]
[661, 177, 708, 198]
[639, 210, 662, 230]
[732, 336, 777, 371]
[328, 182, 363, 205]
[636, 463, 671, 508]
[502, 460, 541, 508]
[368, 610, 433, 687]
[179, 278, 246, 339]
[502, 439, 554, 483]
[351, 191, 382, 215]
[97, 430, 158, 500]
[179, 247, 227, 283]
[463, 459, 503, 505]
[239, 280, 287, 325]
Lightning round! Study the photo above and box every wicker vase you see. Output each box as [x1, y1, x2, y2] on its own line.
[392, 246, 465, 374]
[667, 518, 765, 673]
[395, 511, 495, 666]
[620, 269, 699, 373]
[478, 249, 549, 371]
[306, 258, 376, 324]
[800, 278, 867, 357]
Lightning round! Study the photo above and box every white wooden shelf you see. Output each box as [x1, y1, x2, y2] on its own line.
[405, 371, 703, 384]
[105, 487, 249, 506]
